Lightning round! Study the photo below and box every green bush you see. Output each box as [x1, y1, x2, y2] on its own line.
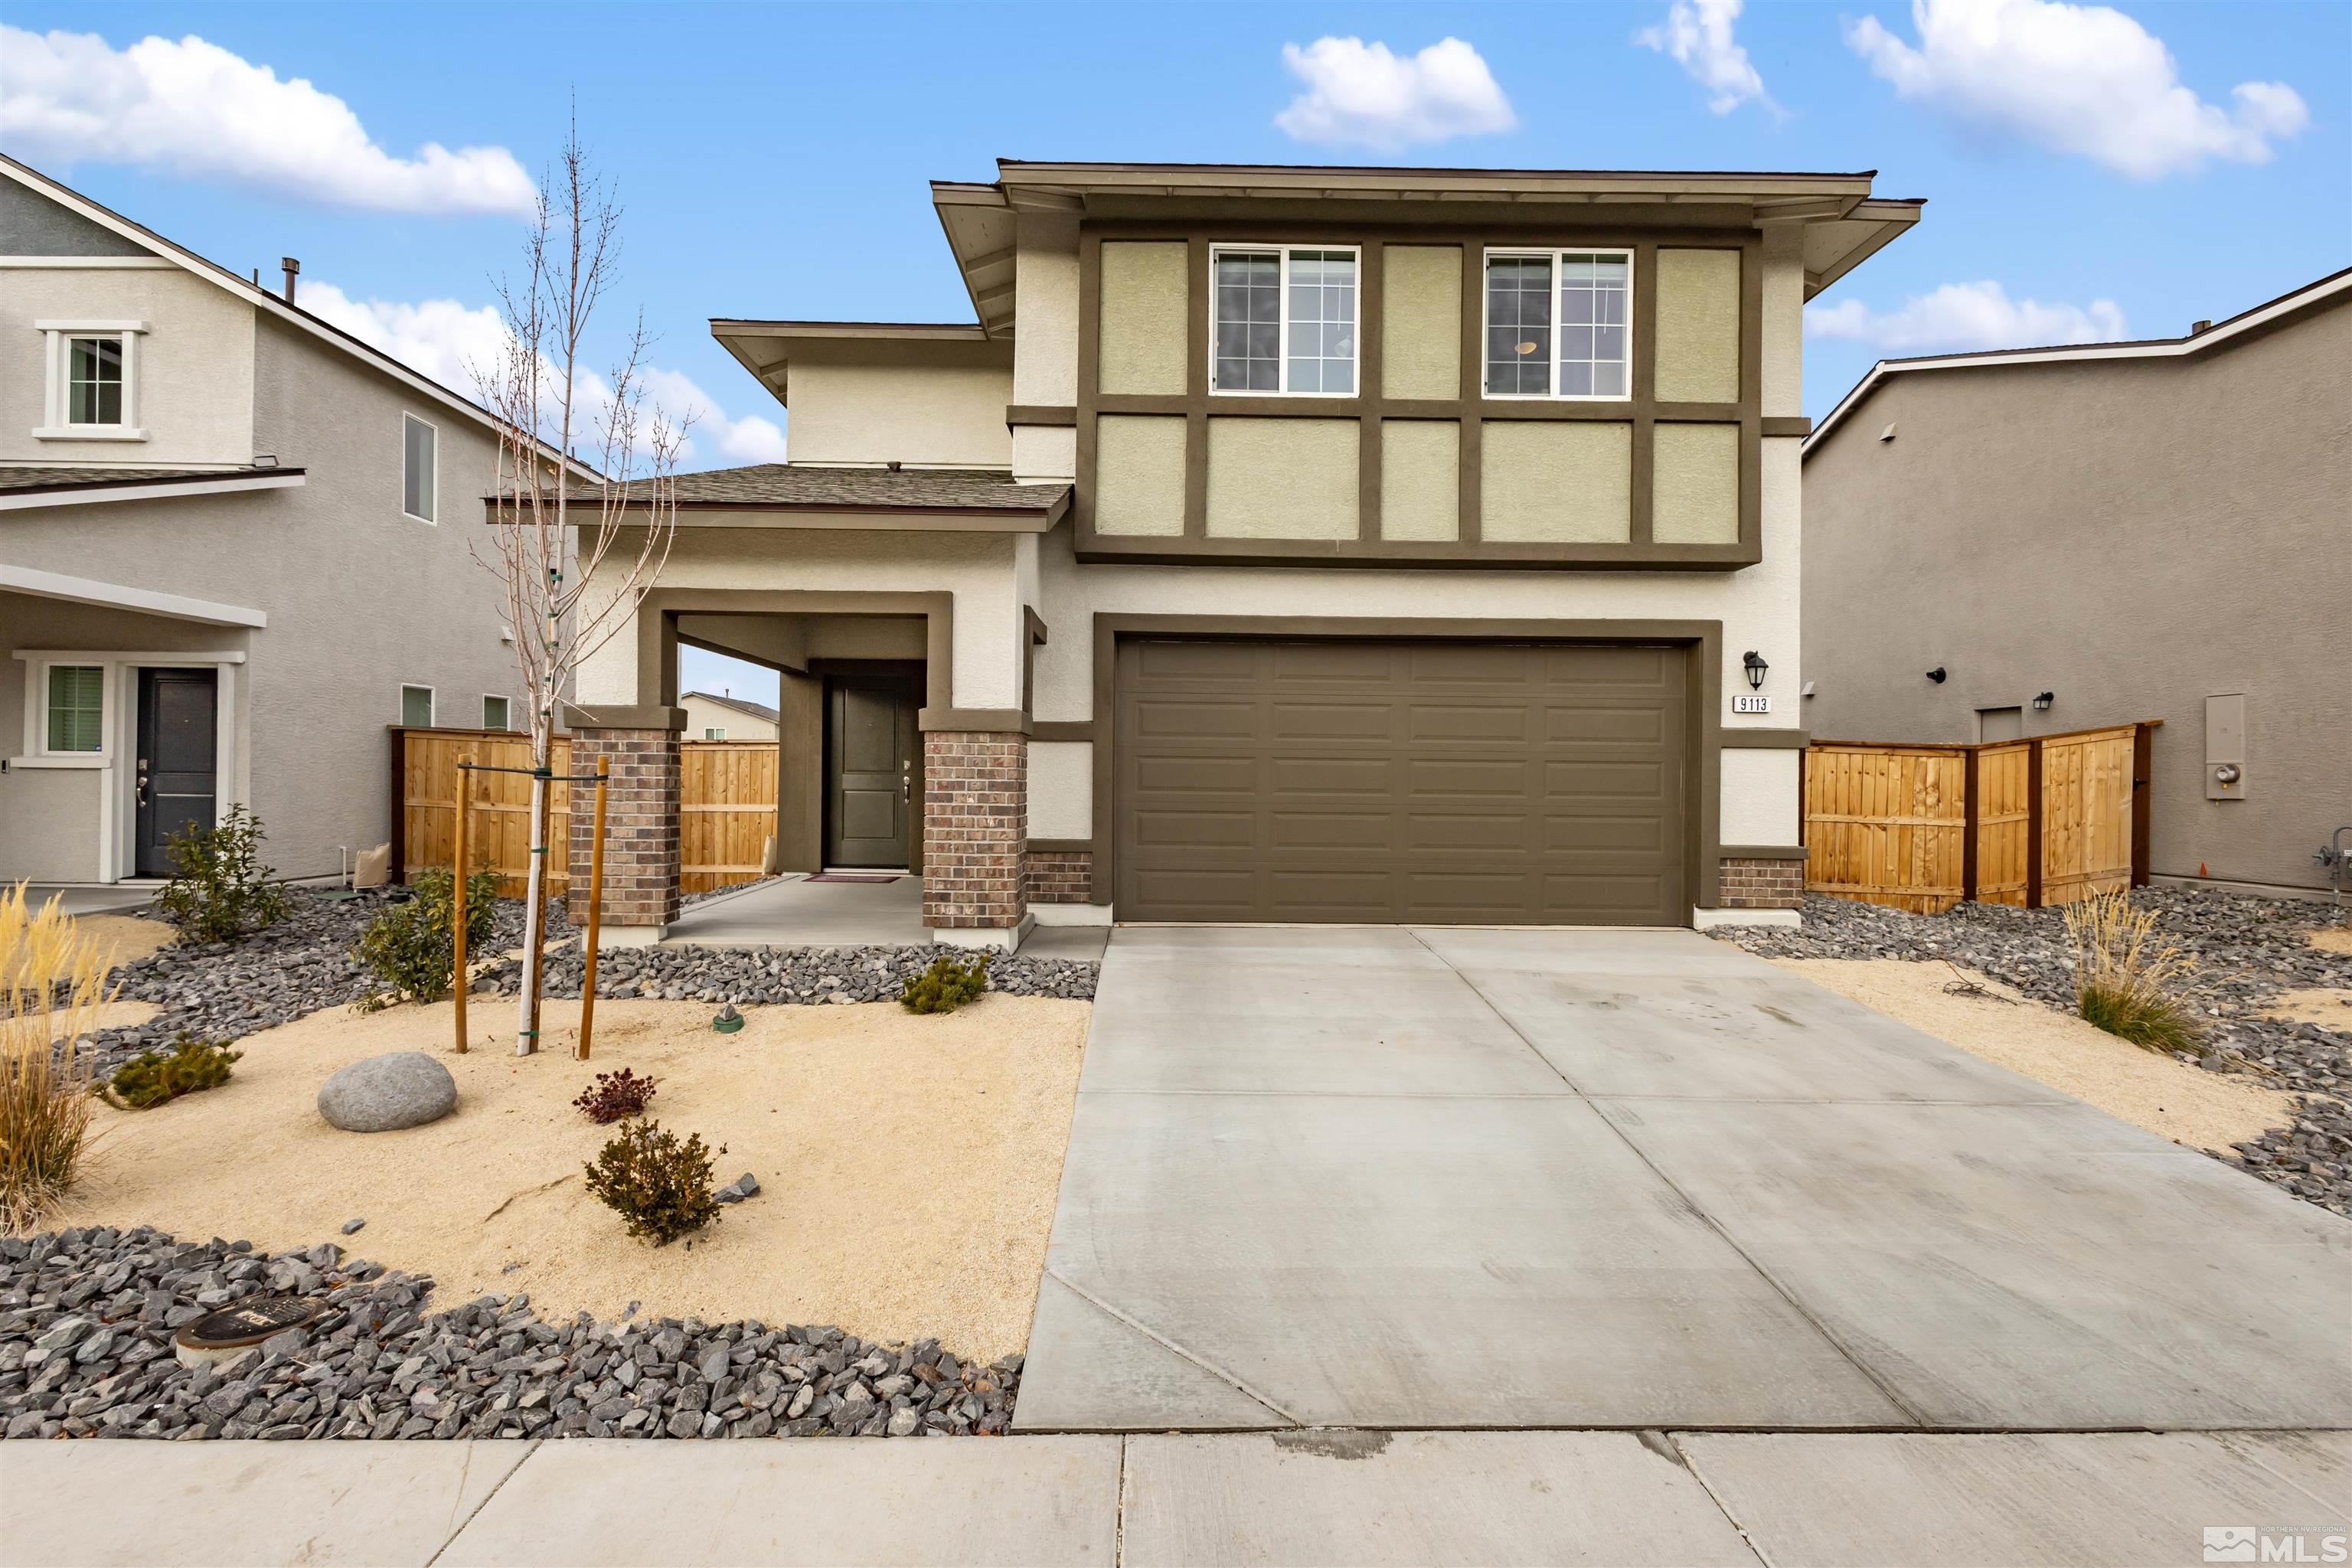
[156, 806, 291, 943]
[351, 866, 499, 1008]
[583, 1119, 725, 1245]
[900, 953, 989, 1014]
[100, 1032, 241, 1110]
[2078, 982, 2200, 1054]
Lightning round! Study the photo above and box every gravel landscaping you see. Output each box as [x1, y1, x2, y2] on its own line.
[483, 939, 1099, 1005]
[0, 1226, 1021, 1442]
[1713, 889, 2352, 1216]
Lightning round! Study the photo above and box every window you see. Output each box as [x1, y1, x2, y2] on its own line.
[402, 414, 437, 522]
[46, 665, 104, 753]
[400, 685, 434, 727]
[1210, 246, 1357, 395]
[482, 696, 510, 730]
[68, 338, 126, 426]
[35, 322, 145, 439]
[1484, 250, 1632, 399]
[704, 727, 727, 740]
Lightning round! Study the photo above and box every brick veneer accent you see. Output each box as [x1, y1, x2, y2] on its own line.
[923, 731, 1027, 929]
[1024, 849, 1093, 905]
[1718, 855, 1805, 909]
[567, 727, 683, 929]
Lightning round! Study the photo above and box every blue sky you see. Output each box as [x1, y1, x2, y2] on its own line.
[7, 2, 2345, 701]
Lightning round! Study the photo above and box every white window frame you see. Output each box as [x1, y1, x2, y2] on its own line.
[1207, 243, 1362, 397]
[21, 658, 114, 763]
[400, 684, 436, 727]
[1480, 249, 1635, 403]
[400, 413, 439, 524]
[482, 695, 510, 731]
[704, 726, 727, 740]
[33, 320, 148, 440]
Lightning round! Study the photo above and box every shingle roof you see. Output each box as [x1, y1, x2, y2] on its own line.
[683, 691, 782, 724]
[0, 465, 302, 495]
[547, 465, 1069, 514]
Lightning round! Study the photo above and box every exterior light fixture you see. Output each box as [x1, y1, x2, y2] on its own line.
[1742, 651, 1769, 691]
[2034, 691, 2055, 711]
[1926, 666, 1948, 684]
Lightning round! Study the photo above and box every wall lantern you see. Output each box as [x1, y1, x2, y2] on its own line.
[1926, 666, 1948, 684]
[2034, 691, 2056, 711]
[1742, 651, 1769, 691]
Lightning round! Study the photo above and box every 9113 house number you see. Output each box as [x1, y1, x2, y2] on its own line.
[1732, 694, 1772, 714]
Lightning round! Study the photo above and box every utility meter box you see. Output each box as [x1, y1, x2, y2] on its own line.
[2205, 693, 2248, 800]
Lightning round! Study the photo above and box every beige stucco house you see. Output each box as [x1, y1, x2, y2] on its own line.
[1, 156, 567, 890]
[562, 160, 1922, 947]
[1802, 269, 2351, 898]
[681, 690, 779, 741]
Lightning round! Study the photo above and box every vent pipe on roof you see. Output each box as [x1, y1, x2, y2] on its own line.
[281, 256, 300, 304]
[2190, 318, 2213, 335]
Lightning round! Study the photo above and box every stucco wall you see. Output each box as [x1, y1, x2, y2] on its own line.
[1653, 248, 1742, 404]
[1380, 420, 1459, 541]
[1481, 422, 1631, 542]
[1802, 299, 2351, 892]
[679, 693, 778, 741]
[1206, 417, 1356, 538]
[785, 360, 1011, 469]
[1093, 415, 1187, 535]
[1720, 749, 1800, 846]
[1027, 739, 1091, 839]
[1097, 242, 1188, 397]
[1012, 215, 1081, 483]
[1382, 245, 1461, 400]
[1652, 422, 1740, 544]
[0, 264, 256, 467]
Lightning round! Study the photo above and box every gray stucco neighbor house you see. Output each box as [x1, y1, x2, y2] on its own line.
[0, 156, 583, 890]
[1800, 268, 2350, 897]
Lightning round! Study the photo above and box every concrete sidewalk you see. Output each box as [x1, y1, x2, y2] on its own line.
[4, 1430, 2345, 1566]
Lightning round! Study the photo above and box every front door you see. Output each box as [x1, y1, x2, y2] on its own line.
[136, 668, 218, 877]
[825, 676, 918, 867]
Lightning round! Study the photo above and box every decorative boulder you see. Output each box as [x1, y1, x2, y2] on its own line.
[318, 1052, 457, 1132]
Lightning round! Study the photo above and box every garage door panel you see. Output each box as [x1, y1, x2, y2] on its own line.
[1117, 638, 1687, 925]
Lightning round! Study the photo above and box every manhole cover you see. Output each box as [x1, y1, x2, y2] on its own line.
[175, 1295, 322, 1352]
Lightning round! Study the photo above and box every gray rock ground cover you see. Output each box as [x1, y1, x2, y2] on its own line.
[0, 1227, 1021, 1442]
[1714, 889, 2352, 1217]
[484, 942, 1099, 1005]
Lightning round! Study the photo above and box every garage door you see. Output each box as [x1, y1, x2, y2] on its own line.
[1113, 638, 1690, 925]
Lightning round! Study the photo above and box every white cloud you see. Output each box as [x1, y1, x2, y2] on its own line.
[1805, 280, 2128, 352]
[0, 25, 536, 216]
[1637, 0, 1779, 116]
[1844, 0, 2309, 178]
[296, 280, 789, 466]
[1274, 37, 1516, 150]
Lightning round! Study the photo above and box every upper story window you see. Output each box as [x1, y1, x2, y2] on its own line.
[704, 727, 727, 740]
[34, 321, 146, 440]
[402, 413, 438, 523]
[1210, 246, 1357, 395]
[1484, 250, 1632, 400]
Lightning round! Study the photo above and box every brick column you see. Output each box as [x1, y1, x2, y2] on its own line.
[922, 731, 1027, 935]
[566, 707, 686, 941]
[1718, 854, 1805, 910]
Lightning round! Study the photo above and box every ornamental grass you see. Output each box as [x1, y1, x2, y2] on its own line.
[2065, 890, 2201, 1054]
[1, 883, 116, 1231]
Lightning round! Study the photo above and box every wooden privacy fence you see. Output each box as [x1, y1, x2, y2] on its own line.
[1802, 722, 2156, 913]
[392, 727, 778, 897]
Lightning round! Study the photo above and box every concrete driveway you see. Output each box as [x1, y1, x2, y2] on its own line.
[1015, 926, 2352, 1433]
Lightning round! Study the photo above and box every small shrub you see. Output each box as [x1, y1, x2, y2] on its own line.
[900, 953, 989, 1014]
[156, 805, 292, 944]
[2, 884, 111, 1231]
[583, 1119, 725, 1245]
[2066, 890, 2200, 1054]
[352, 866, 499, 1008]
[573, 1067, 658, 1124]
[100, 1032, 241, 1110]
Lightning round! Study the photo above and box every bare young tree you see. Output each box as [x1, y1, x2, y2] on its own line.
[475, 124, 686, 1057]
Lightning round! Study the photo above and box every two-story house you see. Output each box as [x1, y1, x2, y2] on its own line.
[0, 155, 573, 894]
[561, 160, 1922, 948]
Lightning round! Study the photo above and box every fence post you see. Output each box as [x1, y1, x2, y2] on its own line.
[2024, 737, 2046, 909]
[2131, 722, 2154, 888]
[452, 758, 470, 1056]
[389, 727, 408, 887]
[1961, 745, 1980, 905]
[579, 759, 609, 1062]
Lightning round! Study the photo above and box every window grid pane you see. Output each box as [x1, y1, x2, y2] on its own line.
[47, 666, 103, 753]
[1213, 253, 1282, 391]
[1284, 250, 1355, 395]
[67, 337, 124, 426]
[1485, 256, 1553, 394]
[1557, 253, 1631, 399]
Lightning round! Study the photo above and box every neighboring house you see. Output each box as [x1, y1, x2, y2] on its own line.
[561, 159, 1921, 946]
[681, 690, 780, 741]
[0, 156, 570, 889]
[1802, 270, 2350, 899]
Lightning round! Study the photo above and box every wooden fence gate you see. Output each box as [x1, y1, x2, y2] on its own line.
[1802, 723, 2155, 913]
[392, 727, 779, 897]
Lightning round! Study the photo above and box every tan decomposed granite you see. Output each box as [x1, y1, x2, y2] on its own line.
[2308, 926, 2352, 957]
[48, 995, 1089, 1360]
[71, 913, 178, 972]
[2265, 986, 2352, 1029]
[1771, 959, 2298, 1153]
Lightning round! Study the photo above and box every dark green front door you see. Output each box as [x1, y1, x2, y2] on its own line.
[825, 676, 918, 867]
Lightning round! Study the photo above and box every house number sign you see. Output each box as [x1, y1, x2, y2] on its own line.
[1732, 694, 1772, 714]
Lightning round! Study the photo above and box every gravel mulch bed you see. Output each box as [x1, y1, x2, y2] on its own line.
[1, 1227, 1021, 1442]
[485, 942, 1099, 1005]
[1711, 889, 2352, 1216]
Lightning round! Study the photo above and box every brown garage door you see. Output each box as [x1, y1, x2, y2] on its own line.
[1114, 638, 1691, 925]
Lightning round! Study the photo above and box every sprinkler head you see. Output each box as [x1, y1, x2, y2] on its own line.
[712, 1003, 744, 1035]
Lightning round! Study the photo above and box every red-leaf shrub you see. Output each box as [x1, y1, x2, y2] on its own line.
[572, 1068, 657, 1124]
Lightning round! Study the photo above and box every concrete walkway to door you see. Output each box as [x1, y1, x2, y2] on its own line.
[1015, 926, 2352, 1433]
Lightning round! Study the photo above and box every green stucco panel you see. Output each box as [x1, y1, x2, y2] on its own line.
[1480, 422, 1631, 542]
[1093, 414, 1188, 535]
[1098, 242, 1190, 397]
[1207, 417, 1358, 539]
[1651, 421, 1740, 543]
[1654, 248, 1741, 404]
[1379, 420, 1459, 541]
[1382, 245, 1462, 401]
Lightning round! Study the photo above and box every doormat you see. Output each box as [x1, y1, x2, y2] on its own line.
[807, 874, 900, 884]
